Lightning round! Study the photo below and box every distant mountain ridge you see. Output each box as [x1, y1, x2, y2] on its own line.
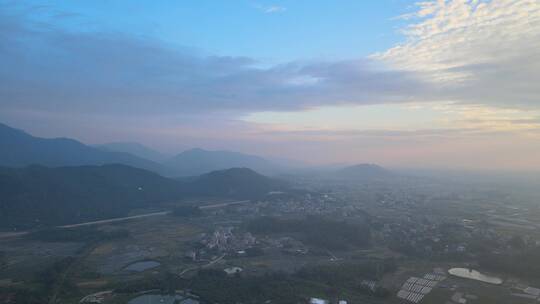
[165, 148, 277, 176]
[2, 122, 377, 180]
[96, 142, 170, 163]
[0, 123, 165, 173]
[0, 122, 294, 177]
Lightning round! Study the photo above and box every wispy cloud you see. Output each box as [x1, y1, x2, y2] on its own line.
[256, 128, 481, 140]
[252, 3, 286, 14]
[0, 5, 428, 117]
[263, 5, 286, 13]
[1, 1, 540, 168]
[375, 0, 540, 109]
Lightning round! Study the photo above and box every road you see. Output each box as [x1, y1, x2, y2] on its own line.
[60, 199, 250, 228]
[0, 231, 29, 239]
[0, 200, 251, 239]
[178, 254, 226, 277]
[58, 211, 170, 228]
[199, 200, 250, 209]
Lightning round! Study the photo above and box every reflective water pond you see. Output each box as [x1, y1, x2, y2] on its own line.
[448, 268, 503, 284]
[128, 294, 199, 304]
[123, 260, 160, 272]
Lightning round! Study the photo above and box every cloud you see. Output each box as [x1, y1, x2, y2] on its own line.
[256, 127, 481, 140]
[252, 4, 286, 14]
[3, 0, 538, 121]
[376, 0, 540, 109]
[2, 0, 537, 124]
[0, 4, 430, 117]
[2, 1, 540, 169]
[264, 5, 286, 14]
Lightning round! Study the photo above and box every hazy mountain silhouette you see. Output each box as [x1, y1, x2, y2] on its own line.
[0, 122, 301, 177]
[0, 122, 165, 173]
[97, 142, 169, 163]
[165, 148, 276, 176]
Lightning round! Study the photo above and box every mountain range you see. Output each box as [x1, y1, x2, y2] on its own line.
[96, 142, 170, 163]
[0, 122, 393, 180]
[0, 123, 286, 177]
[0, 122, 392, 229]
[164, 148, 277, 176]
[0, 123, 164, 173]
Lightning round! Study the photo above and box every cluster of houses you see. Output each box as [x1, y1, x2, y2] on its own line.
[224, 193, 359, 218]
[200, 226, 256, 253]
[184, 227, 256, 261]
[185, 225, 312, 262]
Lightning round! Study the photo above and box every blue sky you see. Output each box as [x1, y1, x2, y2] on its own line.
[22, 0, 414, 61]
[1, 0, 540, 170]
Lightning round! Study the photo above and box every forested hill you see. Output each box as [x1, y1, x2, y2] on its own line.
[0, 165, 288, 230]
[182, 167, 288, 199]
[0, 164, 180, 229]
[164, 148, 277, 176]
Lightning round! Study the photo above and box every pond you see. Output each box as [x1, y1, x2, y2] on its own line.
[123, 260, 160, 272]
[448, 268, 503, 284]
[128, 294, 199, 304]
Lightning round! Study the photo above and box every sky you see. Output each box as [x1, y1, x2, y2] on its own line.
[1, 0, 540, 170]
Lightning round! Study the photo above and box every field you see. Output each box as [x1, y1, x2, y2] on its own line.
[3, 187, 540, 304]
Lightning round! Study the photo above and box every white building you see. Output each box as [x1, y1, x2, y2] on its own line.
[309, 298, 329, 304]
[223, 266, 243, 275]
